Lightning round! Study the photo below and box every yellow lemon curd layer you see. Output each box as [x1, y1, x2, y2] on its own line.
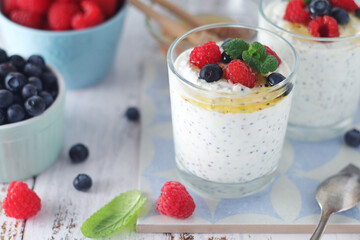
[181, 75, 291, 114]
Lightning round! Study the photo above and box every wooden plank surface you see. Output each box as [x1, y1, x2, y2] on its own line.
[0, 4, 360, 240]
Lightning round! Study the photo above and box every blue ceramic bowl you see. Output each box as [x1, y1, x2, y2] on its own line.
[0, 3, 127, 89]
[0, 68, 65, 183]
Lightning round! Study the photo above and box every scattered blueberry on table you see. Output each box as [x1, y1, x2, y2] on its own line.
[69, 143, 89, 163]
[126, 107, 140, 121]
[344, 129, 360, 147]
[0, 50, 58, 126]
[73, 174, 92, 191]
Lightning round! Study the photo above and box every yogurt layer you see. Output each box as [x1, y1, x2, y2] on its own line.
[260, 0, 360, 129]
[169, 49, 293, 184]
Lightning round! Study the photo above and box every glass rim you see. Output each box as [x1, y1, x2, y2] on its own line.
[167, 23, 299, 97]
[259, 0, 360, 42]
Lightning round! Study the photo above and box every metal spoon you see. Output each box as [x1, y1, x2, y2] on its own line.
[310, 164, 360, 240]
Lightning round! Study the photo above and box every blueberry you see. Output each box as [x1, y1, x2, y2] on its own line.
[199, 64, 223, 83]
[356, 8, 360, 18]
[50, 89, 58, 99]
[28, 76, 43, 91]
[267, 73, 286, 86]
[41, 71, 57, 87]
[309, 0, 331, 17]
[221, 38, 233, 48]
[7, 104, 25, 123]
[0, 63, 16, 79]
[5, 72, 27, 92]
[331, 8, 349, 25]
[73, 174, 92, 191]
[126, 107, 140, 121]
[0, 109, 5, 125]
[24, 96, 46, 116]
[39, 91, 54, 107]
[0, 89, 14, 108]
[344, 129, 360, 147]
[24, 63, 42, 77]
[221, 52, 232, 64]
[69, 143, 89, 163]
[28, 55, 46, 70]
[0, 49, 8, 64]
[22, 83, 38, 99]
[9, 55, 26, 71]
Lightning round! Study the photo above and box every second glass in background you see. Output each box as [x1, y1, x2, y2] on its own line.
[259, 0, 360, 141]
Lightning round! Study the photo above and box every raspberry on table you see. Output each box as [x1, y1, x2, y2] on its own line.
[308, 16, 340, 38]
[329, 0, 358, 11]
[71, 0, 105, 30]
[225, 60, 257, 88]
[189, 41, 221, 69]
[284, 0, 311, 24]
[264, 45, 281, 67]
[2, 181, 41, 219]
[156, 181, 195, 219]
[10, 10, 44, 29]
[16, 0, 51, 14]
[48, 2, 80, 31]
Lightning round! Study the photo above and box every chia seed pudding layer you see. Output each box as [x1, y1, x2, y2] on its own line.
[169, 49, 293, 184]
[260, 0, 360, 129]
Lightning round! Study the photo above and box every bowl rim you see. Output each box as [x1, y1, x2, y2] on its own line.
[0, 0, 128, 36]
[0, 66, 66, 131]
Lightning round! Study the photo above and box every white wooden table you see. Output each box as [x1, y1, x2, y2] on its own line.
[1, 5, 360, 240]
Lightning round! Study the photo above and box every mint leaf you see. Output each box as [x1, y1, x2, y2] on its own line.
[242, 51, 262, 72]
[81, 190, 147, 238]
[259, 55, 279, 74]
[223, 39, 249, 60]
[245, 42, 267, 61]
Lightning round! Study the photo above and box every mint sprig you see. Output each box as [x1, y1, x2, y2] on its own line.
[81, 190, 147, 238]
[242, 41, 279, 74]
[223, 39, 249, 60]
[259, 55, 279, 74]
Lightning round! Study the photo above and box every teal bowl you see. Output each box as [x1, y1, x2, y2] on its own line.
[0, 68, 65, 183]
[0, 3, 128, 89]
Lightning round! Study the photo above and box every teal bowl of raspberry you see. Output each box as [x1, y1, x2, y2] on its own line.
[0, 0, 128, 89]
[0, 67, 66, 184]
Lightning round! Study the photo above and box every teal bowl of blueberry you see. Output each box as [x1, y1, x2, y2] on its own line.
[0, 0, 127, 89]
[0, 50, 65, 183]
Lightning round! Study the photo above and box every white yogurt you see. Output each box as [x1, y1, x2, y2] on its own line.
[260, 0, 360, 134]
[169, 49, 293, 184]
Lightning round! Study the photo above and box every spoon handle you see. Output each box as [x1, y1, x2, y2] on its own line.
[310, 210, 332, 240]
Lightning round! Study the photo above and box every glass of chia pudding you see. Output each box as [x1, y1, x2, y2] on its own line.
[167, 23, 298, 198]
[259, 0, 360, 141]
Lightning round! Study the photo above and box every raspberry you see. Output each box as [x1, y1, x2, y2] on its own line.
[2, 181, 41, 219]
[189, 41, 221, 69]
[71, 0, 105, 30]
[16, 0, 51, 14]
[284, 0, 311, 24]
[48, 2, 80, 31]
[329, 0, 358, 11]
[3, 0, 18, 16]
[308, 16, 340, 37]
[264, 45, 281, 66]
[89, 0, 117, 18]
[10, 10, 44, 29]
[225, 60, 256, 88]
[156, 181, 195, 219]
